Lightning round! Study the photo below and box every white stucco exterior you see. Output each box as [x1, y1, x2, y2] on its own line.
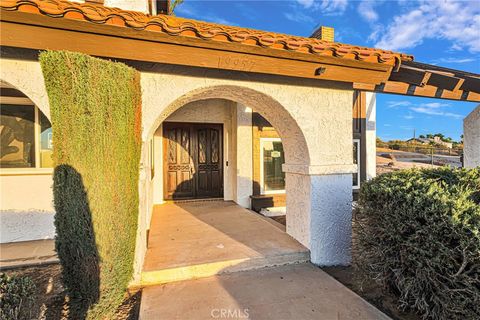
[464, 105, 480, 168]
[0, 174, 55, 243]
[1, 58, 357, 285]
[365, 92, 377, 180]
[132, 64, 356, 282]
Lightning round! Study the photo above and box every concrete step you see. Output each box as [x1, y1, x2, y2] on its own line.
[140, 201, 310, 286]
[140, 250, 310, 286]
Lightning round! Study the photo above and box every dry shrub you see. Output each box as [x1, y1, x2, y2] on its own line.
[355, 167, 480, 319]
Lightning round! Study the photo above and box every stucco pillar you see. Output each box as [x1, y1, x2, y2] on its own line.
[464, 105, 480, 168]
[284, 164, 354, 266]
[365, 92, 377, 180]
[234, 103, 253, 208]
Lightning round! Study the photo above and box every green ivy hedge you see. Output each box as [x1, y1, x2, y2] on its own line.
[355, 167, 480, 319]
[40, 51, 142, 319]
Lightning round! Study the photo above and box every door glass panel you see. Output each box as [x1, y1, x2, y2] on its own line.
[198, 129, 206, 164]
[0, 104, 35, 168]
[211, 129, 219, 163]
[262, 139, 285, 192]
[167, 129, 176, 163]
[181, 129, 190, 164]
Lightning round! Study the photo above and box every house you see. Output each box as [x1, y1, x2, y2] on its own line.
[407, 136, 453, 149]
[1, 0, 478, 285]
[464, 105, 480, 168]
[432, 136, 453, 149]
[407, 137, 430, 144]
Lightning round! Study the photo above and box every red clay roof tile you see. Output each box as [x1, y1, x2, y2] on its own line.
[0, 0, 415, 66]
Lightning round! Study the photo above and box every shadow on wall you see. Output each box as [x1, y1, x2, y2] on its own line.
[51, 164, 100, 319]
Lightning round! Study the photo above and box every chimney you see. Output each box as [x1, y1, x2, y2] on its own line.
[310, 26, 335, 42]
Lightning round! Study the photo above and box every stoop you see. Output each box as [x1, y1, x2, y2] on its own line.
[140, 201, 309, 286]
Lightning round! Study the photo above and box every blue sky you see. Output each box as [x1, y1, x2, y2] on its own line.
[174, 0, 479, 142]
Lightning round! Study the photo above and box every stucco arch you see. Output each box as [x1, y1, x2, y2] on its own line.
[0, 59, 51, 120]
[145, 85, 310, 165]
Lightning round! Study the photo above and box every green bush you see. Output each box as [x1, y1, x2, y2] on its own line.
[40, 51, 142, 319]
[355, 167, 480, 319]
[0, 273, 35, 320]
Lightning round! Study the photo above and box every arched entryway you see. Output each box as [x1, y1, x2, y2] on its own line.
[133, 80, 356, 283]
[144, 85, 310, 231]
[137, 86, 312, 285]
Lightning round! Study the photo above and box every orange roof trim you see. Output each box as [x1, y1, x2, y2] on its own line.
[1, 0, 414, 66]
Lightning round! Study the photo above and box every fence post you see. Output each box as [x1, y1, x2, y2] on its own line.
[431, 148, 434, 165]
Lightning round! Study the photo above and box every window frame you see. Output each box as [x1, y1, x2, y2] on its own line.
[259, 137, 286, 195]
[0, 104, 53, 175]
[353, 138, 361, 190]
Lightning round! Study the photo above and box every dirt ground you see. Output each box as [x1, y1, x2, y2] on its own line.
[322, 265, 419, 320]
[3, 264, 141, 320]
[271, 217, 420, 320]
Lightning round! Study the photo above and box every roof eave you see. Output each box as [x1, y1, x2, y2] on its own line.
[0, 9, 393, 86]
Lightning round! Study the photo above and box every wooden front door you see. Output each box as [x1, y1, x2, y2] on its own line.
[163, 122, 223, 200]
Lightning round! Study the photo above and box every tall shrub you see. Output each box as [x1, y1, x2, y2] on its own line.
[40, 51, 142, 319]
[355, 167, 480, 319]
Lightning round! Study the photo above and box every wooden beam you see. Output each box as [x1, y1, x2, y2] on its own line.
[427, 72, 463, 91]
[0, 96, 33, 104]
[353, 83, 376, 91]
[467, 92, 480, 101]
[389, 66, 427, 86]
[0, 10, 392, 73]
[356, 80, 480, 102]
[382, 81, 410, 95]
[421, 72, 432, 87]
[460, 76, 480, 93]
[0, 21, 391, 85]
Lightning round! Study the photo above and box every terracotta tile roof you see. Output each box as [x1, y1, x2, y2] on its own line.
[0, 0, 414, 66]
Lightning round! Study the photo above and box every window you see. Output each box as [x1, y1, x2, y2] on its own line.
[353, 139, 360, 189]
[0, 104, 53, 169]
[260, 138, 285, 194]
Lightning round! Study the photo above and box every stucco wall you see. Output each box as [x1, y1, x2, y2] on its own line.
[464, 105, 480, 168]
[365, 92, 377, 180]
[1, 174, 54, 211]
[0, 59, 50, 118]
[0, 173, 55, 243]
[71, 0, 150, 13]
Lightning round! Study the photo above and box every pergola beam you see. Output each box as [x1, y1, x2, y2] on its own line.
[460, 76, 480, 93]
[353, 80, 480, 102]
[353, 60, 480, 102]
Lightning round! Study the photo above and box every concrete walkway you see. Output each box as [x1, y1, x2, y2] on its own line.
[142, 201, 309, 285]
[0, 239, 58, 269]
[140, 263, 391, 320]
